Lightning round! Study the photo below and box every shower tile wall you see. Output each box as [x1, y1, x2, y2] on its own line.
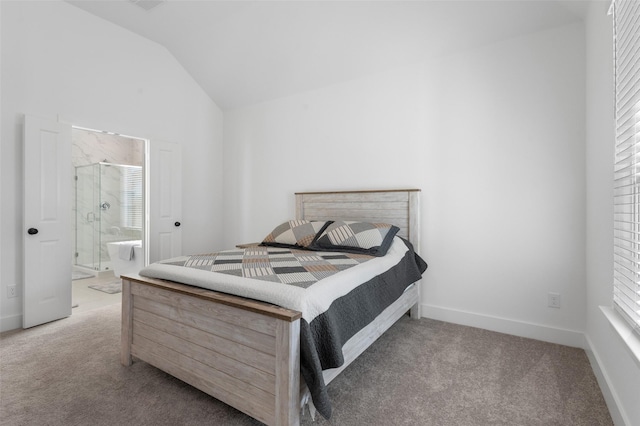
[72, 129, 143, 168]
[72, 129, 144, 270]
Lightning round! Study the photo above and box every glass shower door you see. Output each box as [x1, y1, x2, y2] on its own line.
[99, 163, 121, 270]
[75, 164, 99, 270]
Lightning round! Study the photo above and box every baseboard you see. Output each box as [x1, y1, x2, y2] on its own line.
[421, 303, 586, 348]
[584, 334, 629, 426]
[0, 313, 22, 333]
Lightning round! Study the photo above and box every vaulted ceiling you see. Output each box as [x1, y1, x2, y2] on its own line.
[66, 1, 590, 110]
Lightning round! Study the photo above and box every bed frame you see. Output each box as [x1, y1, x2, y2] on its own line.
[121, 189, 421, 426]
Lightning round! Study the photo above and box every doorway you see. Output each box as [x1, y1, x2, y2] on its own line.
[70, 127, 147, 312]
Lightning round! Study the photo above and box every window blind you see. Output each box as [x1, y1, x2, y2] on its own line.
[122, 167, 142, 230]
[613, 0, 640, 334]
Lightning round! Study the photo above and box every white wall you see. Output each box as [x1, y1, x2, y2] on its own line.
[0, 0, 224, 331]
[224, 23, 587, 346]
[585, 2, 640, 425]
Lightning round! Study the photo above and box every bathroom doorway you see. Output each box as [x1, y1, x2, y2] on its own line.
[71, 127, 147, 312]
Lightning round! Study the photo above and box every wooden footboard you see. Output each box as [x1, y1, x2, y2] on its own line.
[121, 275, 302, 426]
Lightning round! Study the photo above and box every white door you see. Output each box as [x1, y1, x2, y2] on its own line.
[149, 140, 182, 263]
[23, 115, 72, 328]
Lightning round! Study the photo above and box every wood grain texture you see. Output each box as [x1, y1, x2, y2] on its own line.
[132, 336, 276, 424]
[408, 190, 422, 319]
[120, 279, 133, 366]
[295, 189, 420, 242]
[133, 293, 277, 355]
[133, 320, 276, 394]
[408, 190, 421, 252]
[295, 188, 420, 195]
[275, 320, 300, 425]
[132, 307, 276, 374]
[122, 273, 301, 322]
[131, 281, 278, 336]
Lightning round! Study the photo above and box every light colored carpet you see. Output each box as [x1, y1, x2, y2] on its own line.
[0, 304, 612, 426]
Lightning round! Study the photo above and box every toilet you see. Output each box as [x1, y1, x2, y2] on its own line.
[106, 240, 143, 278]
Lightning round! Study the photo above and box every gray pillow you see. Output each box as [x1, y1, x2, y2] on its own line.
[261, 220, 328, 248]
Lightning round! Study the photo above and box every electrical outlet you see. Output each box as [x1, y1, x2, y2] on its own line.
[548, 292, 561, 308]
[7, 285, 17, 298]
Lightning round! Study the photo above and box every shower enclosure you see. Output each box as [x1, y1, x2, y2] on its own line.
[74, 162, 142, 272]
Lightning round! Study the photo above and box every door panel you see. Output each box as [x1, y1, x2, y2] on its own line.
[23, 115, 72, 328]
[149, 141, 182, 263]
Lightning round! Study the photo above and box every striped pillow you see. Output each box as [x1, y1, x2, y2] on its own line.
[261, 220, 328, 248]
[309, 221, 399, 257]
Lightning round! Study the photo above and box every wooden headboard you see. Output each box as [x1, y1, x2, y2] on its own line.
[294, 189, 421, 251]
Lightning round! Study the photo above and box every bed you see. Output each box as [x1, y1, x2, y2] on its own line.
[121, 189, 424, 425]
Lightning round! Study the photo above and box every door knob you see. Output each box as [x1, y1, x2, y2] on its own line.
[27, 228, 39, 235]
[174, 221, 181, 227]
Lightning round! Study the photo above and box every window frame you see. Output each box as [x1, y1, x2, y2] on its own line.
[612, 0, 640, 338]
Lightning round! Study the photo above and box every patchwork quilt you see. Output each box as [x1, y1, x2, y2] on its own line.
[160, 246, 375, 288]
[140, 237, 427, 419]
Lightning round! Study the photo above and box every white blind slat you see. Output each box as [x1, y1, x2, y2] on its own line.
[613, 0, 640, 334]
[122, 167, 142, 229]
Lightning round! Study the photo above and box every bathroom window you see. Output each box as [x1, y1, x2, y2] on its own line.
[122, 167, 142, 230]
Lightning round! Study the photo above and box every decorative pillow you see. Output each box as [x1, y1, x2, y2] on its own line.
[309, 221, 399, 257]
[261, 220, 328, 249]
